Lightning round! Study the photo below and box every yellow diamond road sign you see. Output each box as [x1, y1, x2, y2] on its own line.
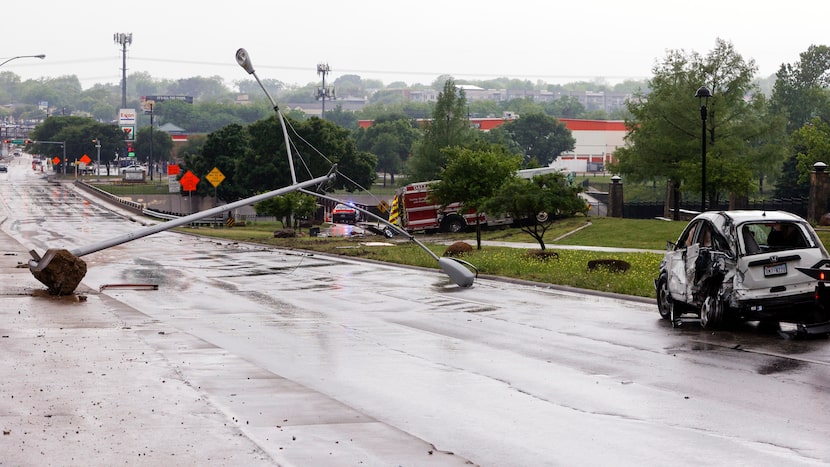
[206, 167, 225, 187]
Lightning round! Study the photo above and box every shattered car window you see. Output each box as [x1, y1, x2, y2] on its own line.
[741, 222, 813, 255]
[679, 222, 698, 248]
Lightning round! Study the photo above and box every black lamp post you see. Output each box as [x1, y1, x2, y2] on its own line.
[695, 85, 712, 211]
[148, 103, 154, 181]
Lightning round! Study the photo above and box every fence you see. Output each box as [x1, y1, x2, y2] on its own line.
[621, 197, 809, 220]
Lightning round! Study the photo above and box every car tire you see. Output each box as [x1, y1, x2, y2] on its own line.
[441, 216, 465, 233]
[700, 294, 724, 329]
[656, 273, 673, 320]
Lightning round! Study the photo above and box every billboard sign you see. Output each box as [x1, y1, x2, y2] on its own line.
[119, 108, 137, 126]
[141, 95, 193, 113]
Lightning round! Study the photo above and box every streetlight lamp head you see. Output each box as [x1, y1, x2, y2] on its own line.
[236, 48, 255, 74]
[34, 54, 45, 60]
[695, 86, 712, 99]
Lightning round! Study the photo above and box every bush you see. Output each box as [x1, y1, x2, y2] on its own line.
[444, 241, 473, 257]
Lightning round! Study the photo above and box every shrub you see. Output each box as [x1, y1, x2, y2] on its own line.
[444, 241, 473, 257]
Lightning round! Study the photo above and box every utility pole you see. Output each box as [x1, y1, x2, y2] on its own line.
[315, 63, 335, 119]
[113, 33, 132, 109]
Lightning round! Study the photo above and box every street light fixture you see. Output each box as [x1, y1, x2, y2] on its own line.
[0, 54, 46, 68]
[695, 85, 712, 212]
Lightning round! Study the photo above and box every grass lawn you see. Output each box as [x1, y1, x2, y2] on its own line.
[180, 216, 688, 300]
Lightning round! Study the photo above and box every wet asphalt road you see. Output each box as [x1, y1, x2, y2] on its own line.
[2, 155, 830, 466]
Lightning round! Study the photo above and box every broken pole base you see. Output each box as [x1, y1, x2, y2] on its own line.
[29, 249, 87, 295]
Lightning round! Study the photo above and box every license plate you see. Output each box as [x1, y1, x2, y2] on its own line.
[764, 262, 787, 276]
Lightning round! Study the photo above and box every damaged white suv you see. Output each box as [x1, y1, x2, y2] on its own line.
[656, 210, 830, 330]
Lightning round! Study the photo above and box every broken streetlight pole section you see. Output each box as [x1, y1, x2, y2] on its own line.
[28, 173, 335, 295]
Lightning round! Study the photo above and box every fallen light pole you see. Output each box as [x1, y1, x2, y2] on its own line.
[28, 172, 335, 295]
[27, 47, 477, 295]
[237, 47, 477, 288]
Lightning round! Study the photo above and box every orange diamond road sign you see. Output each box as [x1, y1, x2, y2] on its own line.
[52, 157, 61, 165]
[179, 170, 200, 192]
[79, 154, 92, 164]
[206, 167, 225, 188]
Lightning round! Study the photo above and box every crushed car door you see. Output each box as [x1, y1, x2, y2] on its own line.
[666, 221, 701, 305]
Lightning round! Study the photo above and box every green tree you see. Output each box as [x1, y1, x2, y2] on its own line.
[175, 134, 206, 163]
[325, 104, 360, 130]
[771, 45, 830, 133]
[243, 115, 374, 194]
[791, 117, 830, 186]
[134, 125, 174, 173]
[254, 192, 318, 228]
[499, 112, 575, 166]
[613, 38, 784, 210]
[542, 96, 586, 118]
[354, 113, 420, 186]
[406, 78, 477, 181]
[181, 123, 250, 200]
[770, 44, 830, 197]
[28, 116, 124, 173]
[430, 145, 521, 249]
[485, 173, 587, 251]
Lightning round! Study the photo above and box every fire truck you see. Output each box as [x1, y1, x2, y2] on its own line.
[390, 181, 513, 233]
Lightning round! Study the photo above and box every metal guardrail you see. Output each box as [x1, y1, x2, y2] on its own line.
[73, 180, 144, 213]
[75, 181, 224, 226]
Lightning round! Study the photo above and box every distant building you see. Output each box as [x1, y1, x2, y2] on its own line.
[359, 115, 627, 172]
[236, 87, 632, 116]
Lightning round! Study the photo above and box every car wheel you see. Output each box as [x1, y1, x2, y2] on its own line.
[442, 216, 465, 233]
[700, 295, 724, 329]
[656, 273, 673, 320]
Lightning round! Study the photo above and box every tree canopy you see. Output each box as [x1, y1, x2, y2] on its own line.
[182, 115, 376, 201]
[354, 113, 421, 186]
[430, 144, 521, 249]
[612, 38, 786, 208]
[406, 78, 477, 181]
[485, 173, 587, 250]
[28, 116, 126, 172]
[499, 112, 575, 166]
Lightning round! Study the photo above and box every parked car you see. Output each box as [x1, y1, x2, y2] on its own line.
[331, 203, 358, 224]
[0, 164, 7, 172]
[655, 210, 830, 330]
[120, 164, 144, 174]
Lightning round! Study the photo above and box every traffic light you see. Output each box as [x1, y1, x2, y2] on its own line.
[24, 139, 31, 144]
[3, 140, 9, 144]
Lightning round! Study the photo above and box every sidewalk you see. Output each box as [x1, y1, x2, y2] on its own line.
[424, 238, 666, 255]
[0, 229, 274, 465]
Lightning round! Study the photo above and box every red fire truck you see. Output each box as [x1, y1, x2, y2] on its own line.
[390, 181, 513, 233]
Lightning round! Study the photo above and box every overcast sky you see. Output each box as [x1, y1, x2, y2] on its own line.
[4, 0, 828, 91]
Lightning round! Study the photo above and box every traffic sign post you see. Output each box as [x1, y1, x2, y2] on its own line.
[179, 170, 200, 215]
[206, 167, 225, 209]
